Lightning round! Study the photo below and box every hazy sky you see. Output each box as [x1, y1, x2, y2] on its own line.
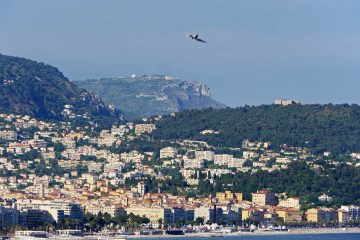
[1, 0, 359, 106]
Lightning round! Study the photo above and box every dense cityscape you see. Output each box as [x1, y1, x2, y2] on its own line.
[2, 1, 359, 239]
[0, 106, 360, 238]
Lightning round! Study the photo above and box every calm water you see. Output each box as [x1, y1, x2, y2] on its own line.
[150, 234, 360, 240]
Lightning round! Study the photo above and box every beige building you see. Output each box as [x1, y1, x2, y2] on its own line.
[243, 151, 259, 159]
[241, 208, 264, 221]
[252, 190, 276, 206]
[195, 151, 215, 161]
[86, 204, 125, 217]
[306, 208, 338, 223]
[278, 197, 302, 209]
[276, 208, 303, 223]
[126, 206, 171, 224]
[160, 147, 178, 159]
[194, 206, 215, 223]
[135, 124, 156, 135]
[0, 130, 17, 140]
[214, 154, 234, 166]
[338, 210, 350, 223]
[183, 157, 204, 169]
[216, 191, 243, 202]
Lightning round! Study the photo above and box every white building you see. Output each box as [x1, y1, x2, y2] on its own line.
[274, 99, 299, 106]
[86, 203, 125, 217]
[0, 130, 17, 140]
[137, 181, 148, 196]
[183, 157, 204, 169]
[16, 199, 83, 223]
[135, 124, 156, 135]
[340, 206, 360, 221]
[228, 158, 246, 168]
[318, 193, 332, 202]
[214, 154, 234, 166]
[195, 151, 215, 161]
[111, 125, 129, 136]
[278, 197, 302, 209]
[160, 147, 178, 159]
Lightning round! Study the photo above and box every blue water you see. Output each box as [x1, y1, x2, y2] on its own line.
[148, 234, 360, 240]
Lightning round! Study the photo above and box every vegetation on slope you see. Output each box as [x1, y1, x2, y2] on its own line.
[197, 161, 360, 207]
[152, 104, 360, 153]
[0, 54, 120, 124]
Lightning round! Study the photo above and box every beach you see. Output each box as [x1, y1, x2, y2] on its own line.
[126, 227, 360, 238]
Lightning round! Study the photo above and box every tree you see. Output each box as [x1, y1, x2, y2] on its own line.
[19, 149, 39, 161]
[194, 217, 204, 225]
[103, 213, 113, 225]
[153, 104, 360, 154]
[157, 218, 163, 228]
[64, 218, 80, 229]
[54, 142, 66, 152]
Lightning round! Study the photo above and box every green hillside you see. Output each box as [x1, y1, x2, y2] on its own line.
[0, 54, 120, 124]
[152, 104, 360, 153]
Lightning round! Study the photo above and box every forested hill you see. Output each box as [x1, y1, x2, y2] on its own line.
[152, 104, 360, 153]
[0, 54, 120, 125]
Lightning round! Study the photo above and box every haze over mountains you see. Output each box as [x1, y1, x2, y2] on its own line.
[74, 75, 226, 119]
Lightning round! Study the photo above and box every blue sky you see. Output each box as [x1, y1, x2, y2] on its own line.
[1, 0, 359, 106]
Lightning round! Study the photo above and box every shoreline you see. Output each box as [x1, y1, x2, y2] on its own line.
[127, 227, 360, 238]
[8, 227, 360, 239]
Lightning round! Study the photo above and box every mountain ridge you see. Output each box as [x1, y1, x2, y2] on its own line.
[74, 75, 226, 119]
[0, 54, 120, 125]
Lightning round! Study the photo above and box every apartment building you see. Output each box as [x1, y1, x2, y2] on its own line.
[251, 190, 277, 206]
[306, 208, 338, 223]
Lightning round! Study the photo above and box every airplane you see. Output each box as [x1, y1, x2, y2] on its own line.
[188, 33, 207, 43]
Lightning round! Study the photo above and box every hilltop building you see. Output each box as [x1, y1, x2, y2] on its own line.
[274, 99, 300, 106]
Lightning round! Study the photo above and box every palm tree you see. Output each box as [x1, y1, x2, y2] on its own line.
[157, 218, 163, 229]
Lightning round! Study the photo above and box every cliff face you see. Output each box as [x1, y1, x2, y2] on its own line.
[74, 75, 226, 119]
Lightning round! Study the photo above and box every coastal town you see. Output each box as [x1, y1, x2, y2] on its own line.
[0, 112, 360, 239]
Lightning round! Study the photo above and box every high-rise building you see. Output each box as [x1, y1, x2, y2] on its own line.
[137, 181, 149, 196]
[16, 199, 83, 224]
[0, 202, 19, 227]
[340, 205, 360, 222]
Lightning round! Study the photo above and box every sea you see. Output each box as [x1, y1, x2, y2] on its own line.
[151, 234, 360, 240]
